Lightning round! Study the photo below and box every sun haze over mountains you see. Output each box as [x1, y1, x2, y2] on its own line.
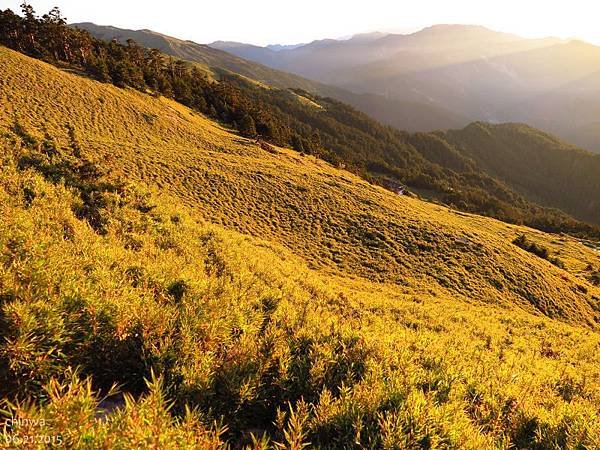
[1, 3, 600, 448]
[208, 25, 600, 153]
[4, 0, 600, 45]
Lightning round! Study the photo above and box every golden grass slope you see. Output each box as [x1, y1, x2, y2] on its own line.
[0, 46, 600, 448]
[1, 134, 598, 447]
[1, 46, 598, 325]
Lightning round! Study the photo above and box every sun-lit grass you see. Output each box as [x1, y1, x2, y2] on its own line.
[1, 46, 600, 448]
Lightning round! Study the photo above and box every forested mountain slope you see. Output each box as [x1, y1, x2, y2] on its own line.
[1, 44, 600, 448]
[439, 122, 600, 224]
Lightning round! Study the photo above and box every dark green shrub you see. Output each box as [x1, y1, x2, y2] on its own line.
[512, 235, 565, 268]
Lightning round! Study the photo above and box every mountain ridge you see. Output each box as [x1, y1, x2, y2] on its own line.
[440, 121, 600, 224]
[206, 24, 600, 152]
[72, 22, 470, 133]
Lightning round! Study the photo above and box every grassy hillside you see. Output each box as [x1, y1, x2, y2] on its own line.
[2, 46, 598, 322]
[4, 8, 599, 240]
[1, 45, 600, 448]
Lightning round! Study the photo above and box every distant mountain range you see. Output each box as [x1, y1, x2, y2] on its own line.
[72, 23, 468, 132]
[210, 25, 556, 81]
[210, 25, 600, 154]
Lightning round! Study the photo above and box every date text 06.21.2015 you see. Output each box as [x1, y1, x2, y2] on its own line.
[4, 434, 64, 446]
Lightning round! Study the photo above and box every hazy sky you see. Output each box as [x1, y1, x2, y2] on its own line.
[1, 0, 599, 46]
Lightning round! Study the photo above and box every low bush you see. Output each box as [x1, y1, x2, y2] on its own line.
[513, 234, 565, 268]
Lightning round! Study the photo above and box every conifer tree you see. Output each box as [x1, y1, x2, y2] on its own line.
[239, 114, 257, 138]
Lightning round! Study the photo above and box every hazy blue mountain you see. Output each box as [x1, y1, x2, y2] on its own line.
[208, 25, 600, 153]
[266, 43, 305, 51]
[209, 25, 560, 83]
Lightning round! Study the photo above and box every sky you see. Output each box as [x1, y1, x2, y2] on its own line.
[1, 0, 600, 46]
